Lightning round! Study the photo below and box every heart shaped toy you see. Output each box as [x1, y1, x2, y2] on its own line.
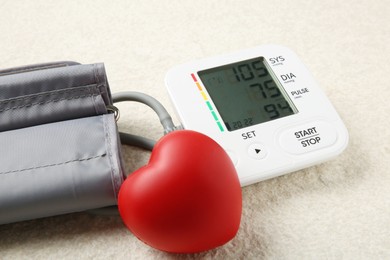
[118, 130, 242, 253]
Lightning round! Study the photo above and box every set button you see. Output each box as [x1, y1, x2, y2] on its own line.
[247, 143, 267, 160]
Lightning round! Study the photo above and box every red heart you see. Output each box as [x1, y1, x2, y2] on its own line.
[118, 130, 242, 253]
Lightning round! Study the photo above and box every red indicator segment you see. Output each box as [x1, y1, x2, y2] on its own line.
[191, 73, 198, 82]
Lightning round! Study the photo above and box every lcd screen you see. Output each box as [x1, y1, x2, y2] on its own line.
[198, 57, 297, 131]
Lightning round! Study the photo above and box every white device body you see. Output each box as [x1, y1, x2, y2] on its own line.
[165, 45, 348, 186]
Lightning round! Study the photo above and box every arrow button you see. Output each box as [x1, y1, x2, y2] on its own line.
[248, 143, 267, 160]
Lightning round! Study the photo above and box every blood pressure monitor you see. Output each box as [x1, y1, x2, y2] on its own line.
[165, 45, 348, 186]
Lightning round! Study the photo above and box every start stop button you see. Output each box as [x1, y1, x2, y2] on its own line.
[279, 121, 338, 155]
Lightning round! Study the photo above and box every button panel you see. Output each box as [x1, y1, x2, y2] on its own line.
[166, 45, 349, 186]
[279, 121, 338, 155]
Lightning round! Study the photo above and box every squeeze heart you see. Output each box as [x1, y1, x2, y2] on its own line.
[118, 130, 242, 253]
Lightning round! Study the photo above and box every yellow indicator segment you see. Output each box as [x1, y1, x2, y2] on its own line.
[200, 91, 208, 101]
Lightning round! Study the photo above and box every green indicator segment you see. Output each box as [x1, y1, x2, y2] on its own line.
[217, 122, 224, 132]
[206, 101, 213, 111]
[211, 111, 218, 121]
[191, 73, 224, 132]
[207, 100, 224, 132]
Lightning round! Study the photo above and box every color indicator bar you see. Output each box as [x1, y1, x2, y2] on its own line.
[191, 73, 224, 132]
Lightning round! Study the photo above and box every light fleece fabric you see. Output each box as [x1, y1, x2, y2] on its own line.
[0, 0, 389, 259]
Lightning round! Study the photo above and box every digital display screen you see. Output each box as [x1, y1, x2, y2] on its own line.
[198, 57, 297, 131]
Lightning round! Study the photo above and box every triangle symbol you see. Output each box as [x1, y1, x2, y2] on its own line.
[255, 149, 261, 154]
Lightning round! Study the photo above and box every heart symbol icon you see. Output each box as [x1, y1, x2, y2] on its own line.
[118, 130, 242, 253]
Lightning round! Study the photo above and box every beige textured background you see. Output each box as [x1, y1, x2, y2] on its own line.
[1, 0, 390, 259]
